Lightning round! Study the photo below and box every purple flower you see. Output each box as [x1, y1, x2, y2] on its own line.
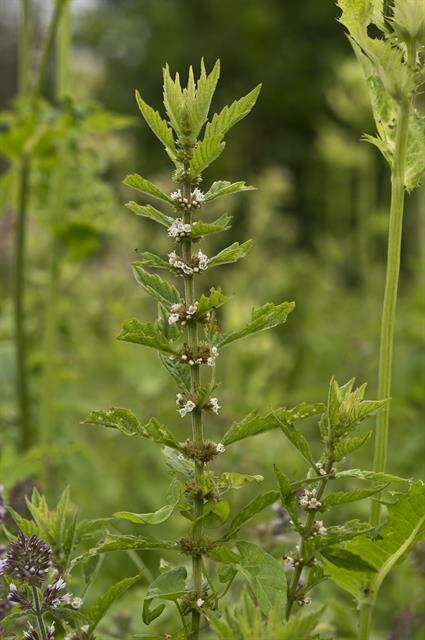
[0, 531, 51, 586]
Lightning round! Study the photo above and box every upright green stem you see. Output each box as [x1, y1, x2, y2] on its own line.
[371, 42, 416, 528]
[56, 0, 70, 99]
[19, 0, 32, 97]
[181, 174, 204, 640]
[14, 156, 32, 450]
[32, 586, 48, 640]
[13, 0, 68, 451]
[358, 603, 373, 640]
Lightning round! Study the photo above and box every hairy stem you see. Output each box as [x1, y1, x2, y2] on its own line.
[371, 41, 416, 528]
[19, 0, 32, 97]
[358, 602, 373, 640]
[32, 586, 48, 640]
[181, 176, 204, 640]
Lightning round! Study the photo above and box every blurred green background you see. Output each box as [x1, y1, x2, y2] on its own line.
[0, 1, 424, 638]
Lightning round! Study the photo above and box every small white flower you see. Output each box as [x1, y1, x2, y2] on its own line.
[209, 397, 221, 414]
[71, 597, 83, 609]
[170, 189, 182, 201]
[81, 625, 90, 634]
[216, 442, 225, 453]
[178, 453, 185, 461]
[168, 313, 180, 325]
[196, 250, 209, 270]
[178, 400, 196, 417]
[196, 597, 205, 607]
[192, 187, 205, 204]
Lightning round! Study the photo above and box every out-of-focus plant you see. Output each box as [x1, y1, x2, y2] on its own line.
[0, 487, 138, 639]
[328, 2, 425, 638]
[80, 60, 329, 639]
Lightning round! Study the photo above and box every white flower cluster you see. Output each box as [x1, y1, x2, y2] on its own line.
[24, 622, 56, 640]
[168, 302, 198, 326]
[170, 188, 205, 210]
[168, 218, 192, 239]
[297, 596, 312, 607]
[168, 250, 208, 276]
[208, 397, 221, 414]
[312, 520, 327, 536]
[215, 442, 225, 453]
[181, 345, 219, 367]
[176, 393, 196, 417]
[284, 553, 302, 569]
[196, 597, 205, 607]
[298, 489, 322, 511]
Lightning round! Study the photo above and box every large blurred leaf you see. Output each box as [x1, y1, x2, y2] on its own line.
[218, 301, 295, 347]
[235, 541, 286, 614]
[85, 574, 142, 632]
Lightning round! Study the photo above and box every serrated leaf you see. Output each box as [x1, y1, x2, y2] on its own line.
[323, 484, 388, 508]
[235, 541, 286, 614]
[132, 265, 181, 307]
[274, 465, 293, 501]
[218, 301, 295, 347]
[93, 533, 177, 554]
[204, 180, 255, 202]
[209, 240, 253, 268]
[83, 407, 143, 436]
[125, 201, 172, 227]
[334, 431, 372, 461]
[217, 472, 264, 492]
[135, 90, 176, 154]
[336, 469, 409, 483]
[189, 135, 225, 176]
[143, 566, 188, 625]
[85, 574, 142, 632]
[123, 174, 173, 204]
[222, 403, 322, 447]
[159, 353, 191, 391]
[118, 319, 177, 353]
[325, 482, 425, 600]
[137, 251, 171, 271]
[190, 214, 232, 238]
[205, 84, 261, 141]
[114, 483, 180, 525]
[162, 64, 184, 135]
[321, 547, 377, 573]
[196, 287, 229, 316]
[187, 59, 221, 138]
[225, 491, 279, 539]
[274, 412, 315, 465]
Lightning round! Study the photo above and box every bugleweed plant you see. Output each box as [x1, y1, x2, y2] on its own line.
[82, 61, 330, 639]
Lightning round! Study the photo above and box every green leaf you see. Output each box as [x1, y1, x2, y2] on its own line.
[209, 240, 253, 267]
[114, 483, 180, 525]
[235, 541, 286, 614]
[274, 465, 293, 501]
[274, 412, 315, 465]
[334, 431, 372, 461]
[83, 407, 143, 436]
[336, 469, 409, 483]
[202, 500, 231, 528]
[143, 566, 188, 625]
[135, 90, 176, 154]
[117, 319, 177, 353]
[218, 301, 295, 347]
[196, 287, 230, 316]
[205, 84, 261, 142]
[222, 403, 322, 447]
[325, 482, 425, 600]
[323, 484, 388, 508]
[136, 251, 171, 271]
[204, 180, 255, 202]
[123, 174, 173, 204]
[190, 135, 225, 176]
[321, 547, 377, 573]
[217, 472, 264, 492]
[225, 491, 279, 539]
[187, 59, 221, 138]
[277, 607, 325, 640]
[190, 214, 232, 238]
[85, 574, 142, 632]
[132, 265, 181, 307]
[125, 201, 172, 227]
[160, 354, 191, 391]
[93, 533, 177, 554]
[162, 64, 184, 135]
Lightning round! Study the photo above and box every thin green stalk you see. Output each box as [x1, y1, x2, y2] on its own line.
[32, 586, 48, 640]
[182, 174, 204, 640]
[370, 41, 416, 528]
[358, 603, 373, 640]
[13, 0, 68, 451]
[56, 0, 70, 99]
[18, 0, 32, 97]
[14, 155, 32, 450]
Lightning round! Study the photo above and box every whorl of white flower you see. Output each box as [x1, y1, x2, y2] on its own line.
[191, 187, 205, 205]
[178, 400, 196, 418]
[215, 442, 225, 453]
[298, 489, 322, 510]
[298, 596, 311, 607]
[71, 597, 83, 609]
[316, 462, 327, 476]
[168, 251, 194, 275]
[194, 250, 209, 272]
[313, 520, 327, 536]
[207, 345, 219, 366]
[168, 218, 191, 239]
[170, 188, 204, 210]
[196, 597, 205, 607]
[209, 397, 221, 414]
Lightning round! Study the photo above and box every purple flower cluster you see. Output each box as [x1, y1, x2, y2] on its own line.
[0, 532, 51, 586]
